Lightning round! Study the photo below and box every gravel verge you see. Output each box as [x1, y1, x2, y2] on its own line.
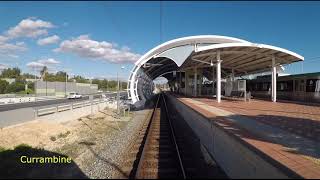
[81, 109, 151, 179]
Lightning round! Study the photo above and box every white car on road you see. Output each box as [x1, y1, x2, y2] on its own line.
[67, 92, 82, 99]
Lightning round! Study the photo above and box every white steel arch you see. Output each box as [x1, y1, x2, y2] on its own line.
[128, 35, 250, 105]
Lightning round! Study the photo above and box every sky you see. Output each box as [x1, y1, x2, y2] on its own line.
[0, 1, 319, 80]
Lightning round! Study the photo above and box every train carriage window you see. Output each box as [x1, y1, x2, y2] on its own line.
[277, 80, 293, 91]
[295, 80, 299, 91]
[262, 83, 269, 91]
[306, 79, 317, 92]
[300, 80, 305, 91]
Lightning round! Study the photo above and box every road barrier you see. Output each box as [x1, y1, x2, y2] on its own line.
[35, 99, 104, 117]
[35, 98, 109, 117]
[36, 106, 57, 116]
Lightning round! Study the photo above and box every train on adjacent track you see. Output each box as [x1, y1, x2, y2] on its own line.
[246, 72, 320, 103]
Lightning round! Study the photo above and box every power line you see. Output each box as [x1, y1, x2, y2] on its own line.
[160, 1, 163, 43]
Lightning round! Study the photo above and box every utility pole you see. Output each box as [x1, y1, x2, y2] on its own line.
[65, 72, 68, 97]
[34, 67, 37, 102]
[117, 71, 120, 116]
[117, 66, 125, 116]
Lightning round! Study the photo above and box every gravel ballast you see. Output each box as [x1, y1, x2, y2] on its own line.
[81, 109, 151, 179]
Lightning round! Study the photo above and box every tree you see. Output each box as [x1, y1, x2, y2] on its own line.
[100, 79, 108, 90]
[0, 67, 21, 78]
[121, 82, 127, 90]
[40, 66, 48, 80]
[55, 71, 67, 82]
[0, 79, 9, 94]
[22, 73, 36, 79]
[72, 75, 90, 83]
[44, 71, 67, 82]
[5, 82, 25, 93]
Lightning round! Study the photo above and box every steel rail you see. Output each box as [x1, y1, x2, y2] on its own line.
[134, 94, 161, 178]
[161, 93, 186, 179]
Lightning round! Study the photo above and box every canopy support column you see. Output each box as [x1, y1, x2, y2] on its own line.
[231, 68, 235, 92]
[194, 67, 197, 97]
[179, 71, 182, 94]
[271, 55, 277, 102]
[184, 71, 187, 96]
[199, 69, 202, 96]
[231, 68, 235, 81]
[216, 50, 221, 103]
[212, 65, 215, 97]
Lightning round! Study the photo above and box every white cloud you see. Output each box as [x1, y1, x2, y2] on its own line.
[26, 58, 60, 69]
[38, 58, 60, 65]
[54, 35, 141, 64]
[26, 61, 45, 69]
[7, 54, 19, 59]
[0, 41, 27, 56]
[37, 35, 60, 46]
[0, 18, 57, 58]
[0, 35, 8, 43]
[6, 17, 55, 39]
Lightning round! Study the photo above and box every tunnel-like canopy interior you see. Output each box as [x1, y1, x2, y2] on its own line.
[127, 35, 304, 107]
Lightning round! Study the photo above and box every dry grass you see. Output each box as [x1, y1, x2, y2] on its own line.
[0, 108, 133, 178]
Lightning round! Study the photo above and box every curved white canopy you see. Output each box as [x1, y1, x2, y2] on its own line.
[128, 35, 304, 106]
[181, 42, 304, 76]
[135, 35, 250, 67]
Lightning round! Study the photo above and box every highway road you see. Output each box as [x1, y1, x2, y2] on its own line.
[0, 92, 127, 112]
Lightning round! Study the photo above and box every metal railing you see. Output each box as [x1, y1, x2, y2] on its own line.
[35, 99, 104, 117]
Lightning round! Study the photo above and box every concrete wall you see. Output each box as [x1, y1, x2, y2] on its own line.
[165, 94, 289, 179]
[36, 81, 98, 97]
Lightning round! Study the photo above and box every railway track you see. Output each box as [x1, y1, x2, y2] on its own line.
[114, 93, 227, 179]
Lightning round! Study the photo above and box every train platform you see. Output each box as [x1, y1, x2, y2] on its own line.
[172, 94, 320, 178]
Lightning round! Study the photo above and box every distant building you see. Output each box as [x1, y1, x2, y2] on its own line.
[35, 81, 98, 97]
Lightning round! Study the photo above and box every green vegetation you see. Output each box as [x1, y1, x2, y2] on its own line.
[0, 66, 128, 94]
[0, 67, 35, 94]
[5, 82, 25, 93]
[72, 75, 90, 83]
[0, 79, 9, 94]
[0, 67, 21, 78]
[91, 78, 127, 91]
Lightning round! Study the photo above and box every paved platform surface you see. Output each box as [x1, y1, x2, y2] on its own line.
[173, 94, 320, 178]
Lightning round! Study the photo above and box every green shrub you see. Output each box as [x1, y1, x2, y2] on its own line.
[0, 80, 8, 94]
[5, 82, 25, 93]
